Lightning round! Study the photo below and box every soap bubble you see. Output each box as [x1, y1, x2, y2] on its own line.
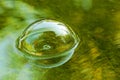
[16, 19, 80, 68]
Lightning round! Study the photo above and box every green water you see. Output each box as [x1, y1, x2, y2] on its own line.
[0, 0, 120, 80]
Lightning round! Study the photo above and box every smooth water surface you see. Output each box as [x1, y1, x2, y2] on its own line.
[0, 0, 120, 80]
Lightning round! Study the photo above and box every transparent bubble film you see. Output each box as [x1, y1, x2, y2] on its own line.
[16, 19, 80, 68]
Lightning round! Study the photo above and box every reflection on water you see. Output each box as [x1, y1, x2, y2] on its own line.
[0, 35, 49, 80]
[74, 0, 92, 11]
[0, 0, 120, 80]
[16, 20, 80, 68]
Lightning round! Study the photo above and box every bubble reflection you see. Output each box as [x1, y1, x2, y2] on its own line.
[16, 19, 80, 68]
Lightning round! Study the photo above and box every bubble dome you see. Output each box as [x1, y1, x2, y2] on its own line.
[16, 19, 80, 68]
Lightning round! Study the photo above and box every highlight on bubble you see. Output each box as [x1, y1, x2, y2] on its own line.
[16, 19, 80, 68]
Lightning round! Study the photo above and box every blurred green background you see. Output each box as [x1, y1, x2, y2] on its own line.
[0, 0, 120, 80]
